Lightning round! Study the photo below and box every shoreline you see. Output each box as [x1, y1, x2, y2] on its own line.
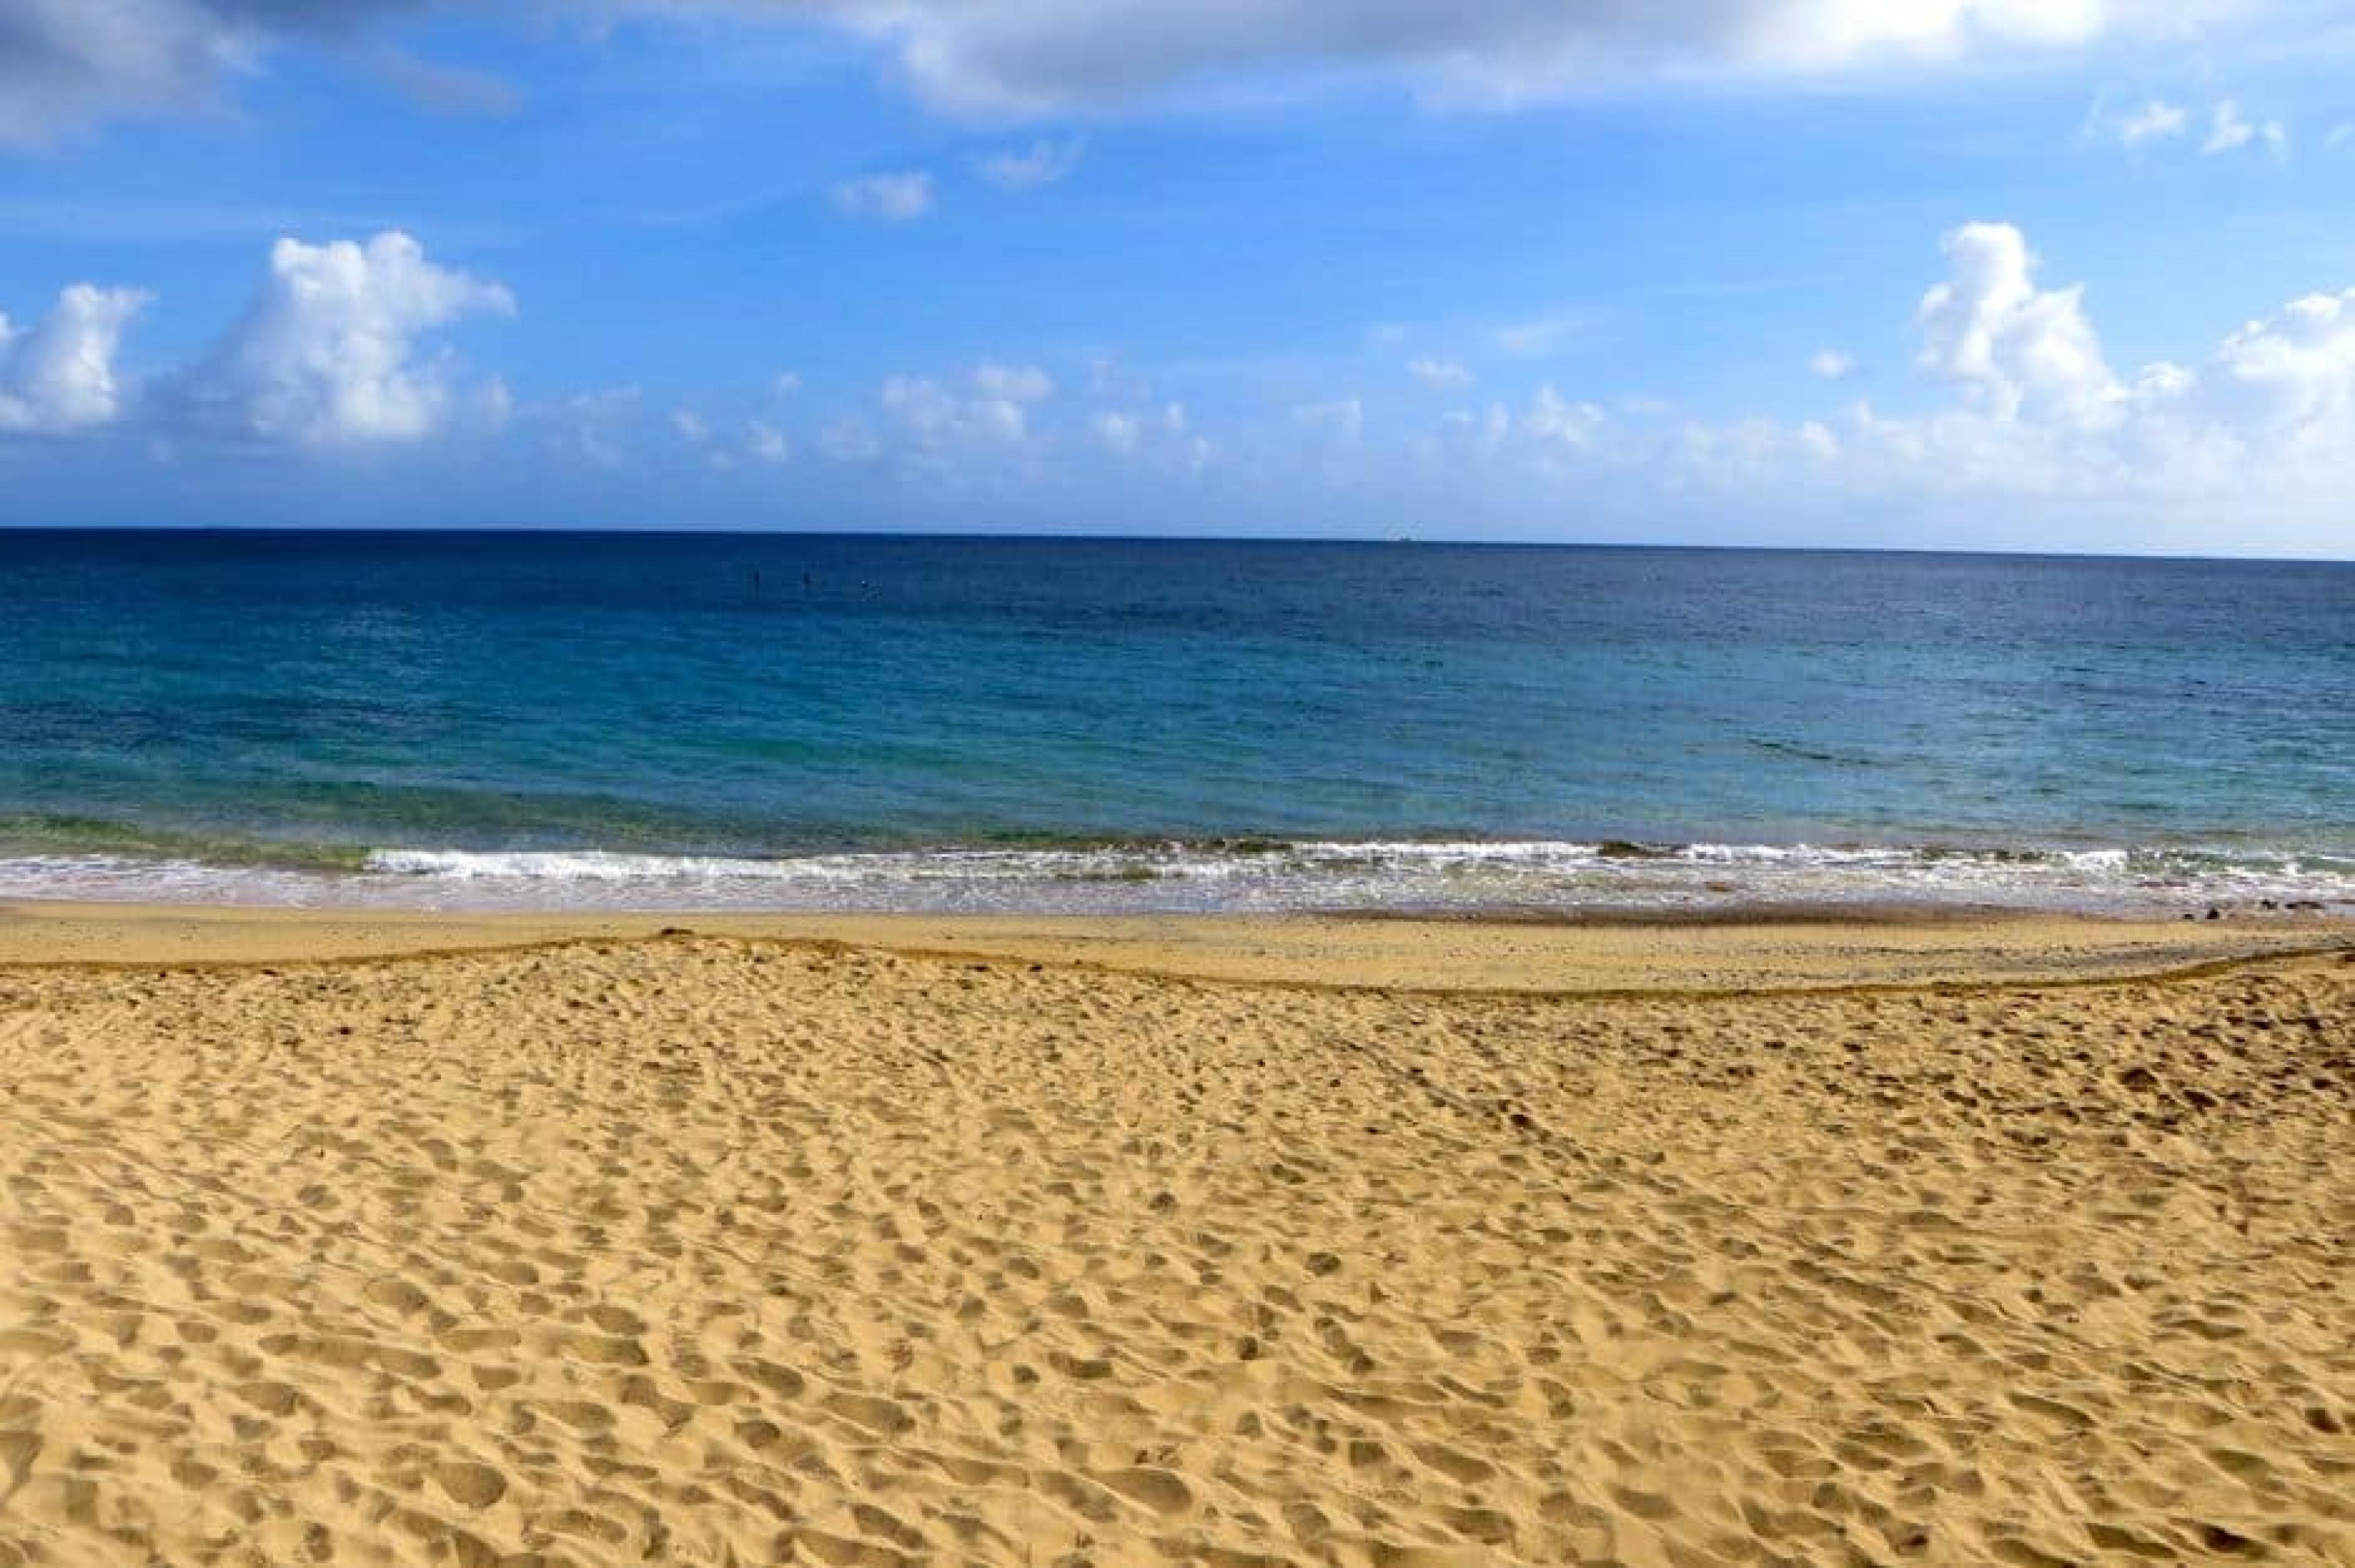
[5, 895, 2349, 992]
[6, 830, 2348, 931]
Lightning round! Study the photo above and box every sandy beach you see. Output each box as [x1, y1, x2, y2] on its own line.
[1, 906, 2349, 1566]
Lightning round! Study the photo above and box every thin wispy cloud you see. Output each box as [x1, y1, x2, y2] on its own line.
[2114, 98, 2187, 146]
[2203, 99, 2288, 158]
[1492, 313, 1590, 357]
[362, 44, 521, 119]
[745, 419, 791, 463]
[832, 171, 934, 221]
[977, 139, 1085, 190]
[1292, 397, 1364, 443]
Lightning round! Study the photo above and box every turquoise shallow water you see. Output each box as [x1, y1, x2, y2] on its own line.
[1, 530, 2348, 914]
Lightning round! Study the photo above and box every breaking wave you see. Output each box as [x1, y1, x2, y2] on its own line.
[0, 835, 2348, 917]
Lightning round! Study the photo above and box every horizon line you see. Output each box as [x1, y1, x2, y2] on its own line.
[0, 524, 2347, 568]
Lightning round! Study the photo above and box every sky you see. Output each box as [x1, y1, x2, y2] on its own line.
[2, 2, 2354, 556]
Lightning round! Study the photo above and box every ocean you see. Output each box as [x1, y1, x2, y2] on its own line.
[1, 530, 2348, 916]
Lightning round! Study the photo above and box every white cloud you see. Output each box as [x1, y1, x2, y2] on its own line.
[474, 376, 513, 430]
[0, 283, 151, 435]
[551, 384, 640, 467]
[784, 0, 2261, 118]
[1430, 385, 1612, 468]
[2114, 98, 2187, 145]
[1272, 219, 2355, 553]
[978, 138, 1084, 189]
[172, 231, 513, 446]
[1090, 410, 1139, 452]
[878, 363, 1054, 451]
[1089, 399, 1204, 468]
[879, 376, 962, 438]
[746, 418, 791, 462]
[819, 415, 882, 461]
[1441, 401, 1514, 456]
[2203, 98, 2286, 157]
[832, 170, 933, 221]
[0, 0, 248, 147]
[1492, 312, 1587, 356]
[1914, 221, 2119, 427]
[1525, 386, 1603, 450]
[1809, 348, 1856, 380]
[2210, 289, 2355, 452]
[771, 370, 803, 396]
[2205, 98, 2254, 151]
[1408, 357, 1473, 389]
[1292, 397, 1364, 442]
[7, 0, 2302, 146]
[971, 362, 1054, 402]
[671, 408, 711, 444]
[1631, 224, 2355, 538]
[364, 42, 520, 118]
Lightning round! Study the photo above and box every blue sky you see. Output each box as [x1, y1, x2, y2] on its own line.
[2, 2, 2353, 556]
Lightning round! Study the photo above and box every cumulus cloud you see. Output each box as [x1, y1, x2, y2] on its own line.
[1525, 386, 1604, 451]
[0, 1, 2291, 144]
[977, 138, 1084, 189]
[1341, 218, 2355, 551]
[1644, 223, 2355, 526]
[1914, 222, 2120, 427]
[879, 363, 1054, 450]
[1809, 348, 1856, 380]
[0, 283, 151, 435]
[2209, 289, 2355, 453]
[832, 170, 933, 220]
[170, 231, 512, 446]
[1087, 400, 1203, 468]
[1431, 385, 1612, 468]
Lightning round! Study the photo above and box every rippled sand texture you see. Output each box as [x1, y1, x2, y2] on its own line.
[1, 938, 2350, 1567]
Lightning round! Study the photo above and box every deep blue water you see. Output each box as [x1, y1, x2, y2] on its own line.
[1, 530, 2348, 913]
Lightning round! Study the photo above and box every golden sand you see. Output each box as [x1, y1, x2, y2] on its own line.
[1, 909, 2349, 1566]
